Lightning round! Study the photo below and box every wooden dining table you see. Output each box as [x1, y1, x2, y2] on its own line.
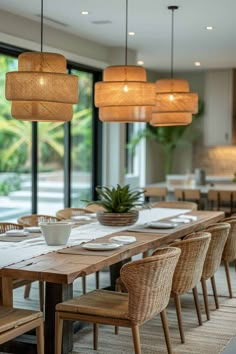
[0, 209, 224, 354]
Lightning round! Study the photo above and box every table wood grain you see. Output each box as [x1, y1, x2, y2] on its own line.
[0, 210, 224, 354]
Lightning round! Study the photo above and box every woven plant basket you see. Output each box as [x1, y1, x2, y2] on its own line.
[96, 210, 139, 226]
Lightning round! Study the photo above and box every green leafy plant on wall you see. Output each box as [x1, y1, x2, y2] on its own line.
[128, 100, 204, 176]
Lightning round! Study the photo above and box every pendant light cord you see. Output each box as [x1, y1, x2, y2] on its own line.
[170, 8, 174, 78]
[168, 6, 178, 79]
[41, 0, 44, 52]
[125, 0, 128, 65]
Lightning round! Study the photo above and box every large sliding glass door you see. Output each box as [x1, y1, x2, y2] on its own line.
[71, 69, 93, 207]
[0, 53, 32, 221]
[0, 48, 102, 221]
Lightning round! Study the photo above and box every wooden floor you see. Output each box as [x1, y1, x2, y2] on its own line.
[7, 264, 236, 354]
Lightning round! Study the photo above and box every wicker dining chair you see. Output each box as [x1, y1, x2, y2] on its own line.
[170, 233, 211, 343]
[220, 218, 236, 298]
[17, 214, 60, 227]
[0, 222, 44, 311]
[55, 208, 94, 220]
[85, 203, 105, 213]
[55, 247, 181, 354]
[0, 222, 23, 234]
[186, 223, 230, 320]
[0, 306, 44, 353]
[151, 201, 198, 210]
[17, 214, 60, 310]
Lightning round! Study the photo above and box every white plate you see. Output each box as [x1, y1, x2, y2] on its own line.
[82, 242, 121, 251]
[24, 226, 41, 233]
[71, 215, 91, 221]
[147, 222, 178, 229]
[109, 236, 136, 244]
[5, 230, 29, 236]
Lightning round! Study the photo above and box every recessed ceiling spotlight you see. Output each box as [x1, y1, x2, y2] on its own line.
[206, 26, 213, 30]
[137, 60, 144, 65]
[194, 61, 201, 66]
[81, 11, 89, 15]
[128, 31, 135, 36]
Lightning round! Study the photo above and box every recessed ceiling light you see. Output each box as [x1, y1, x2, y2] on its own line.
[81, 11, 89, 15]
[128, 31, 135, 36]
[137, 60, 144, 65]
[195, 61, 201, 66]
[206, 26, 213, 30]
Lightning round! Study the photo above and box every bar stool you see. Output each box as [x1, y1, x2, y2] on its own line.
[144, 186, 168, 203]
[174, 188, 202, 209]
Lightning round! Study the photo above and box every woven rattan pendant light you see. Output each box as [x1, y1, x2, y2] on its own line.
[150, 5, 198, 127]
[5, 0, 78, 122]
[95, 0, 155, 123]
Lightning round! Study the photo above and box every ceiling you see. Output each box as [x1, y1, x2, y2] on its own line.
[1, 0, 236, 72]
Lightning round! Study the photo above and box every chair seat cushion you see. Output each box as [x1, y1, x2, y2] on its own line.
[56, 290, 129, 319]
[0, 307, 42, 334]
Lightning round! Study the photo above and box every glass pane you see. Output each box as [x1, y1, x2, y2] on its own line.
[0, 53, 32, 222]
[37, 121, 65, 215]
[71, 70, 93, 207]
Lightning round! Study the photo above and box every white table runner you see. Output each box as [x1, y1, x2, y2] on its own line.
[0, 208, 189, 268]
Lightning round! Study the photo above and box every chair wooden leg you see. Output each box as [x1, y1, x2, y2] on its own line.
[224, 260, 233, 298]
[95, 271, 99, 289]
[82, 276, 86, 294]
[93, 323, 99, 350]
[131, 325, 141, 354]
[192, 286, 202, 326]
[36, 319, 44, 354]
[211, 275, 219, 309]
[39, 281, 44, 312]
[55, 312, 63, 354]
[160, 308, 173, 354]
[24, 283, 31, 299]
[174, 294, 185, 343]
[201, 278, 210, 320]
[234, 259, 236, 272]
[114, 326, 119, 335]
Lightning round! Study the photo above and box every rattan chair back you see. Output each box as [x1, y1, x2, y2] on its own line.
[171, 233, 211, 295]
[120, 247, 181, 325]
[151, 201, 198, 210]
[0, 222, 23, 234]
[17, 214, 60, 226]
[221, 218, 236, 262]
[85, 204, 105, 212]
[192, 224, 230, 280]
[56, 208, 93, 220]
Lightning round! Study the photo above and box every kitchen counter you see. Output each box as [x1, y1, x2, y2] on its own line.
[145, 181, 236, 195]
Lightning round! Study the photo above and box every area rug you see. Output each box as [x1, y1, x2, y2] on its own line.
[71, 294, 236, 354]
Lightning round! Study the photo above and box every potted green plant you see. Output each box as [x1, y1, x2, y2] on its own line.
[88, 184, 144, 226]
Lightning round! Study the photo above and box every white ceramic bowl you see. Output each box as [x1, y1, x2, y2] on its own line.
[40, 222, 72, 246]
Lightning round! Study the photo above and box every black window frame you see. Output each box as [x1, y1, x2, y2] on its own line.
[0, 42, 103, 212]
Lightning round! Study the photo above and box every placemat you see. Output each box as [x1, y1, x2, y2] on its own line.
[0, 234, 41, 242]
[57, 245, 122, 257]
[128, 224, 182, 234]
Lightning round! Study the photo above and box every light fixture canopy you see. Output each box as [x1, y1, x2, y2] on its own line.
[5, 0, 78, 122]
[94, 0, 155, 123]
[151, 6, 198, 126]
